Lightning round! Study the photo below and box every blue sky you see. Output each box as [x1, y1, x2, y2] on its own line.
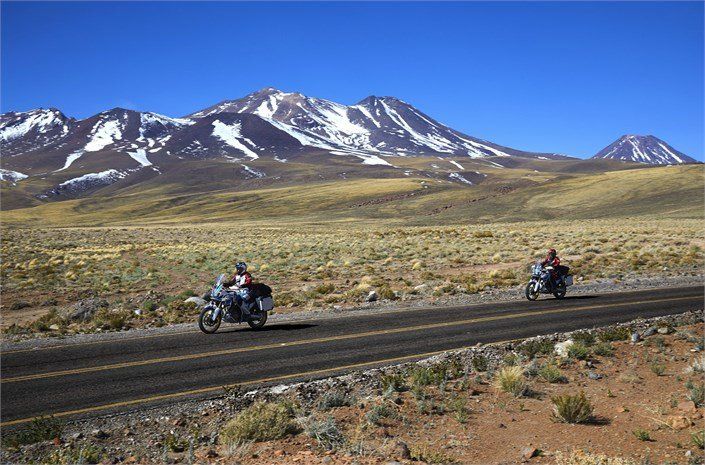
[1, 1, 702, 159]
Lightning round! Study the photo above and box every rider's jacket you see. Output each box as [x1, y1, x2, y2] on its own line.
[224, 271, 253, 288]
[541, 255, 560, 268]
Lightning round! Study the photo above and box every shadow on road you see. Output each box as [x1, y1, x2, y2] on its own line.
[561, 295, 600, 300]
[218, 323, 318, 334]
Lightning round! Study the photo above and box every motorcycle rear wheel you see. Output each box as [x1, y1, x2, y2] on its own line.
[199, 307, 222, 334]
[247, 311, 268, 330]
[525, 282, 539, 301]
[553, 283, 567, 299]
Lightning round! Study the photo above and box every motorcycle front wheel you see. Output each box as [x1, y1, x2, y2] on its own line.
[553, 283, 567, 299]
[247, 311, 268, 330]
[199, 306, 222, 334]
[525, 282, 539, 301]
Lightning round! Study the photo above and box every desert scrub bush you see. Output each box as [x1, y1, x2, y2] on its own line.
[302, 416, 346, 451]
[316, 390, 353, 411]
[45, 444, 102, 465]
[377, 285, 398, 300]
[1, 416, 64, 449]
[448, 396, 470, 424]
[649, 359, 666, 376]
[692, 429, 705, 449]
[571, 331, 596, 347]
[410, 443, 455, 464]
[142, 300, 158, 312]
[221, 401, 298, 442]
[632, 428, 651, 442]
[493, 366, 528, 397]
[592, 342, 615, 357]
[539, 363, 566, 383]
[380, 373, 406, 392]
[471, 354, 488, 372]
[409, 365, 446, 388]
[552, 391, 593, 424]
[365, 403, 398, 426]
[685, 380, 705, 407]
[518, 339, 554, 359]
[554, 450, 637, 465]
[597, 326, 631, 342]
[690, 354, 705, 373]
[567, 342, 590, 361]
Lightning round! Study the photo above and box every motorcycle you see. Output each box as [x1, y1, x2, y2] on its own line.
[198, 274, 274, 334]
[525, 263, 572, 301]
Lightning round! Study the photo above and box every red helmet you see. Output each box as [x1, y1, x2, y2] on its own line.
[547, 248, 557, 258]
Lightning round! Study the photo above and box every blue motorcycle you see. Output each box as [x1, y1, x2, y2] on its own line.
[198, 274, 273, 333]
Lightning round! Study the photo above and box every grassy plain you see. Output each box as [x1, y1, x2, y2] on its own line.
[1, 163, 703, 335]
[1, 217, 702, 335]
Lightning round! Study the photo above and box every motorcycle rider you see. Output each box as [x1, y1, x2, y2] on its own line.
[541, 248, 569, 286]
[223, 262, 255, 315]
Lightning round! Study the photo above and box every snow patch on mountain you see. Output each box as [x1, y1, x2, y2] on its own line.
[58, 169, 128, 190]
[330, 150, 393, 167]
[449, 172, 473, 185]
[56, 150, 85, 172]
[0, 109, 68, 142]
[85, 118, 123, 152]
[211, 120, 259, 159]
[127, 149, 152, 167]
[0, 168, 28, 183]
[449, 160, 464, 170]
[240, 164, 265, 178]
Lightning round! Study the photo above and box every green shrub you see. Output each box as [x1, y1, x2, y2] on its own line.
[692, 429, 705, 449]
[317, 391, 352, 411]
[518, 339, 554, 359]
[567, 342, 590, 360]
[552, 391, 593, 424]
[686, 381, 705, 407]
[303, 416, 346, 451]
[632, 429, 651, 441]
[313, 283, 335, 295]
[410, 366, 445, 388]
[365, 403, 398, 425]
[649, 360, 666, 376]
[494, 366, 527, 397]
[378, 285, 398, 300]
[539, 363, 565, 383]
[380, 373, 406, 392]
[572, 331, 596, 347]
[593, 342, 615, 357]
[410, 444, 456, 464]
[221, 402, 298, 442]
[597, 327, 631, 342]
[471, 355, 488, 372]
[142, 300, 158, 312]
[2, 416, 64, 449]
[46, 444, 102, 464]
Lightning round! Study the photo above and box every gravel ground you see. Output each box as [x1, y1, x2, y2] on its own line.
[2, 273, 702, 353]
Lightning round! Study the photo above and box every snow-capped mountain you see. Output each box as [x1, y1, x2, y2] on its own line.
[189, 87, 565, 159]
[592, 135, 696, 165]
[0, 108, 74, 157]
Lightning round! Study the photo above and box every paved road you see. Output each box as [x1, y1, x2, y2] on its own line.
[1, 285, 702, 426]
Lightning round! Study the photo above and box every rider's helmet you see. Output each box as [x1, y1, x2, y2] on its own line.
[547, 248, 557, 259]
[235, 262, 248, 274]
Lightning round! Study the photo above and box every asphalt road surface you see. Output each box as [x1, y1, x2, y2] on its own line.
[2, 285, 702, 427]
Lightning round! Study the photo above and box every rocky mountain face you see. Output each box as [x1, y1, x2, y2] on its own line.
[189, 87, 566, 159]
[592, 135, 696, 165]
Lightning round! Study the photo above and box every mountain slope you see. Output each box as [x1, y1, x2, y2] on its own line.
[188, 87, 567, 159]
[592, 135, 696, 165]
